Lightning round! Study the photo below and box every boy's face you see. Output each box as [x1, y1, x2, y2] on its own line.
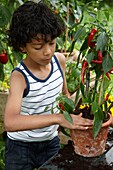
[22, 34, 56, 66]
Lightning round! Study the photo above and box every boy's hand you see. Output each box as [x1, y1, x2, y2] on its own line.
[58, 113, 93, 130]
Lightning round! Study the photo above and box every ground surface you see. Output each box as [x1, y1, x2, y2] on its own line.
[39, 128, 113, 170]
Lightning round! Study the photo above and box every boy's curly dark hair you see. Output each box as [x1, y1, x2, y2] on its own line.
[8, 1, 65, 52]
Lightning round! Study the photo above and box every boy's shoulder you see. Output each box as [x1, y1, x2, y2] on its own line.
[54, 52, 66, 63]
[54, 52, 66, 72]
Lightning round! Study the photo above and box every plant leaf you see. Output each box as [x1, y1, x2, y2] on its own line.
[91, 100, 98, 113]
[103, 76, 110, 91]
[59, 126, 70, 137]
[67, 78, 79, 92]
[102, 55, 113, 74]
[0, 5, 11, 27]
[96, 32, 109, 52]
[74, 27, 86, 42]
[56, 37, 64, 48]
[87, 51, 95, 64]
[80, 82, 85, 98]
[74, 88, 80, 108]
[63, 111, 73, 124]
[56, 95, 75, 113]
[92, 107, 104, 139]
[44, 106, 49, 112]
[0, 64, 4, 81]
[63, 97, 75, 113]
[80, 36, 88, 52]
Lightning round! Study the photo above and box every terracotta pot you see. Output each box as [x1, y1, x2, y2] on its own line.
[70, 114, 112, 157]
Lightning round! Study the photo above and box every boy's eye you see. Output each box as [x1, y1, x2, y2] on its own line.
[34, 45, 42, 50]
[49, 42, 55, 45]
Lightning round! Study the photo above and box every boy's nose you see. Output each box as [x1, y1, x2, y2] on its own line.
[43, 45, 51, 56]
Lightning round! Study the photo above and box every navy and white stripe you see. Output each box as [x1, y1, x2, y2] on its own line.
[7, 55, 64, 142]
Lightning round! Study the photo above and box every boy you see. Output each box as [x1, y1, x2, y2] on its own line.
[4, 1, 93, 169]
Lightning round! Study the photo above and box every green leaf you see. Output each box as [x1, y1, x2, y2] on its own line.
[74, 27, 86, 42]
[109, 51, 113, 60]
[74, 88, 80, 107]
[62, 5, 68, 12]
[104, 11, 110, 21]
[102, 55, 113, 74]
[68, 14, 75, 26]
[103, 76, 110, 91]
[51, 105, 54, 114]
[44, 106, 49, 112]
[0, 5, 11, 27]
[56, 37, 64, 48]
[96, 32, 109, 52]
[92, 107, 104, 139]
[63, 111, 73, 124]
[67, 81, 78, 93]
[87, 52, 94, 64]
[103, 101, 107, 113]
[59, 126, 70, 137]
[0, 64, 4, 81]
[80, 36, 88, 52]
[80, 82, 85, 98]
[91, 100, 99, 113]
[76, 5, 82, 16]
[68, 40, 76, 54]
[72, 67, 81, 78]
[63, 97, 75, 113]
[56, 95, 75, 113]
[89, 12, 97, 18]
[12, 51, 24, 63]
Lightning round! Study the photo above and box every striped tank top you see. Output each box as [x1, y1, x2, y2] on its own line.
[7, 55, 64, 142]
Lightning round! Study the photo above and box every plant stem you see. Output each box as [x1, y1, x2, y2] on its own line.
[86, 69, 90, 97]
[64, 2, 69, 55]
[92, 76, 98, 101]
[98, 73, 104, 105]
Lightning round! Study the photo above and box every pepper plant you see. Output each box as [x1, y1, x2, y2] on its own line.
[44, 0, 83, 53]
[57, 2, 113, 139]
[0, 0, 27, 82]
[66, 61, 81, 94]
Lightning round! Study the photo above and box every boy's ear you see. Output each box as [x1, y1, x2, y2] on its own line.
[20, 47, 26, 53]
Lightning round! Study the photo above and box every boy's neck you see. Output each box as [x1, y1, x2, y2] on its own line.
[23, 58, 52, 80]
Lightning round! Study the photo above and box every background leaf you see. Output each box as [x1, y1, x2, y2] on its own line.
[96, 32, 109, 52]
[102, 55, 113, 74]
